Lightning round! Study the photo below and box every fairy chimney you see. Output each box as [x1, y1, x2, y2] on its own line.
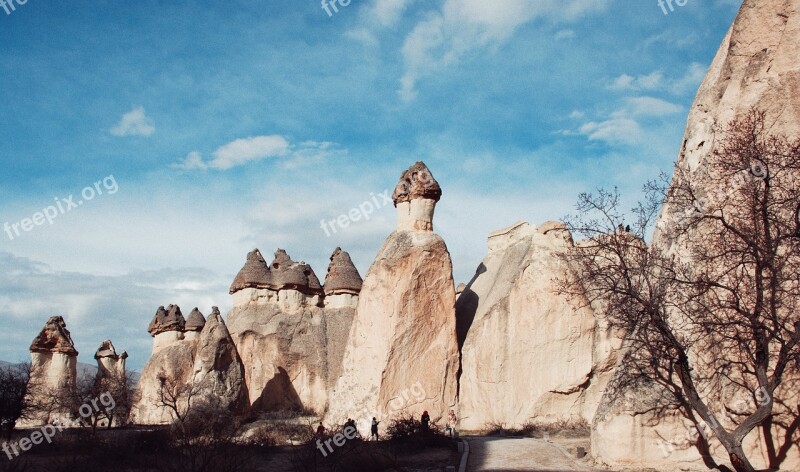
[324, 247, 363, 308]
[391, 161, 442, 232]
[184, 307, 207, 341]
[95, 339, 128, 380]
[148, 305, 186, 350]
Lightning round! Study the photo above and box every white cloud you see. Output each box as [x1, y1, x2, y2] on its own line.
[210, 135, 289, 170]
[623, 96, 683, 117]
[575, 97, 682, 145]
[609, 71, 663, 91]
[398, 0, 610, 101]
[174, 151, 207, 171]
[609, 63, 707, 96]
[110, 106, 155, 137]
[367, 0, 415, 26]
[579, 118, 642, 145]
[174, 137, 346, 171]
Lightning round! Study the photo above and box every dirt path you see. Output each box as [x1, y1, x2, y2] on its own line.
[466, 436, 606, 472]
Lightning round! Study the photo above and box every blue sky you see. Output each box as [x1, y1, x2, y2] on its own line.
[0, 0, 741, 370]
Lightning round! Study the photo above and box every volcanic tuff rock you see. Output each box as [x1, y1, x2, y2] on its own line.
[392, 161, 441, 231]
[594, 1, 800, 470]
[94, 339, 127, 381]
[22, 316, 79, 426]
[131, 304, 248, 424]
[326, 162, 459, 435]
[229, 249, 325, 311]
[191, 307, 247, 414]
[457, 222, 619, 431]
[324, 247, 363, 308]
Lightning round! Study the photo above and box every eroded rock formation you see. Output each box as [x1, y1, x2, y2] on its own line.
[22, 316, 79, 426]
[226, 247, 360, 414]
[131, 305, 247, 424]
[457, 221, 619, 431]
[325, 162, 459, 434]
[95, 339, 127, 382]
[593, 1, 800, 469]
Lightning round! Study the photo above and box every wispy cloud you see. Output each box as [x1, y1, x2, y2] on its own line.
[573, 96, 683, 145]
[398, 0, 610, 101]
[609, 62, 707, 95]
[174, 137, 345, 171]
[110, 106, 155, 137]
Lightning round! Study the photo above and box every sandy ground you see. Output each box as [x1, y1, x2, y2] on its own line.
[466, 436, 606, 472]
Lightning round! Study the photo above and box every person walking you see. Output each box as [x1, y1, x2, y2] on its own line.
[371, 417, 380, 441]
[421, 411, 430, 433]
[446, 409, 458, 438]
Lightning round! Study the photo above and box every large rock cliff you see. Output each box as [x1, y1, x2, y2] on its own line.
[593, 0, 800, 469]
[226, 248, 360, 414]
[457, 221, 619, 431]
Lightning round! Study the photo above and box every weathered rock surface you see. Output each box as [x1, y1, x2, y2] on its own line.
[22, 316, 79, 426]
[191, 307, 247, 414]
[131, 304, 247, 424]
[392, 161, 442, 232]
[95, 339, 127, 381]
[226, 247, 361, 414]
[326, 162, 459, 434]
[226, 302, 356, 414]
[457, 222, 618, 431]
[594, 1, 800, 470]
[324, 247, 363, 308]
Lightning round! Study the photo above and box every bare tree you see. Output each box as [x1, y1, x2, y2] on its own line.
[562, 110, 800, 472]
[0, 363, 31, 440]
[155, 370, 201, 426]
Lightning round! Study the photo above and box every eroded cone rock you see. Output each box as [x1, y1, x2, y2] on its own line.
[191, 307, 247, 413]
[392, 161, 442, 231]
[324, 247, 363, 308]
[457, 222, 619, 431]
[227, 248, 360, 414]
[131, 304, 246, 425]
[594, 1, 800, 470]
[185, 308, 206, 341]
[22, 316, 79, 426]
[326, 162, 459, 435]
[95, 339, 127, 381]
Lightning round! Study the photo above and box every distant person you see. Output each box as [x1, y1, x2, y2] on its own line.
[625, 225, 631, 232]
[446, 410, 458, 437]
[371, 417, 380, 441]
[421, 411, 430, 433]
[316, 422, 326, 438]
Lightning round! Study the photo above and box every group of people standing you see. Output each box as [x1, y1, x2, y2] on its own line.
[316, 410, 460, 441]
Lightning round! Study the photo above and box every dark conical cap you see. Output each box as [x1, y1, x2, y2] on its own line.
[30, 316, 78, 355]
[324, 247, 363, 295]
[230, 249, 273, 294]
[95, 339, 127, 360]
[392, 161, 442, 206]
[270, 249, 324, 296]
[147, 304, 186, 336]
[185, 308, 206, 332]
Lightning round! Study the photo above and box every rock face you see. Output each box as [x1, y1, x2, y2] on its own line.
[131, 305, 247, 424]
[457, 222, 619, 431]
[593, 1, 800, 470]
[191, 307, 247, 414]
[325, 162, 459, 434]
[22, 316, 79, 426]
[95, 339, 127, 381]
[230, 249, 325, 312]
[226, 247, 361, 414]
[324, 247, 363, 308]
[392, 161, 442, 232]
